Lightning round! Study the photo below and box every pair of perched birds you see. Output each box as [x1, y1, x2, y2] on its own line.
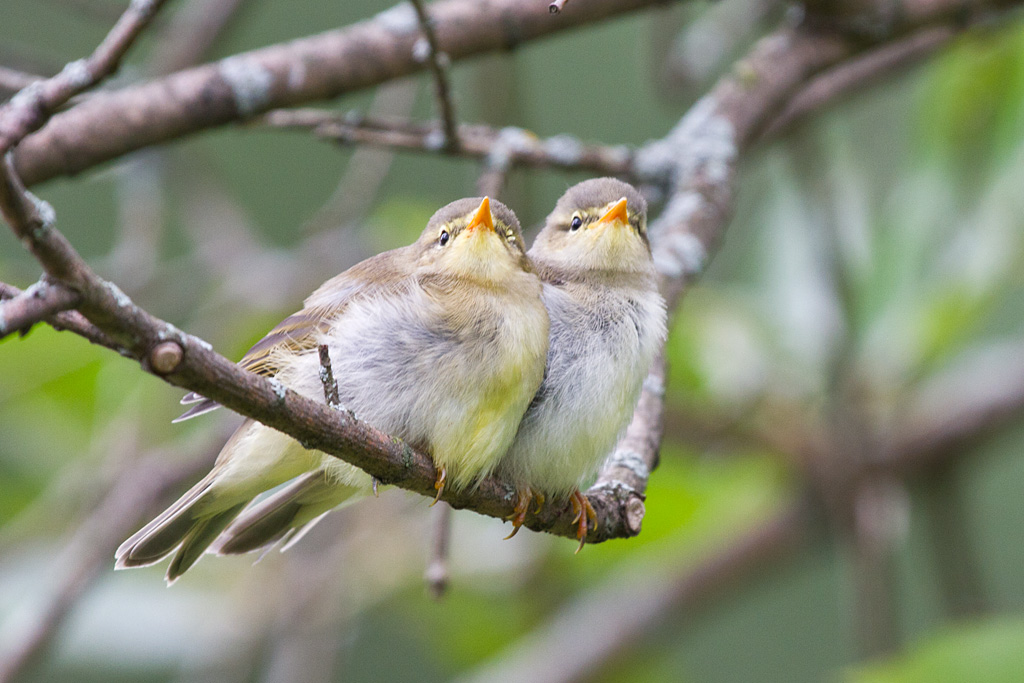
[116, 177, 667, 583]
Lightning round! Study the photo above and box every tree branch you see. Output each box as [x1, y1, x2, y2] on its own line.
[13, 0, 670, 186]
[762, 24, 958, 139]
[409, 0, 460, 151]
[260, 109, 635, 177]
[0, 277, 81, 339]
[0, 280, 126, 353]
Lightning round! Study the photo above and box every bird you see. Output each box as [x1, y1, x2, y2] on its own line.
[211, 178, 665, 558]
[498, 178, 666, 549]
[115, 196, 550, 583]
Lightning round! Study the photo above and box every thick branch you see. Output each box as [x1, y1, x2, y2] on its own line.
[14, 0, 669, 185]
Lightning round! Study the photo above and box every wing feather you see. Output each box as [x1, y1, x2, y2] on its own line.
[173, 248, 415, 421]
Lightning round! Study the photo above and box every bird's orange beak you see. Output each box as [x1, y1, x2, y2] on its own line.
[595, 197, 629, 227]
[465, 197, 495, 234]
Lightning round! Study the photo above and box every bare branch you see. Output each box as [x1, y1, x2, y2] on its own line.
[14, 0, 667, 185]
[0, 278, 80, 339]
[425, 503, 453, 599]
[409, 0, 460, 151]
[317, 344, 342, 411]
[261, 110, 635, 177]
[0, 281, 126, 353]
[762, 24, 957, 139]
[0, 0, 171, 154]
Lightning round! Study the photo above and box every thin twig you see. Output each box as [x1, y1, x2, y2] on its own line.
[318, 344, 342, 410]
[261, 110, 635, 177]
[409, 0, 460, 151]
[425, 503, 453, 599]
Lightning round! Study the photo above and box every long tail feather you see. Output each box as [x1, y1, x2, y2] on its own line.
[212, 471, 354, 555]
[166, 503, 247, 584]
[115, 475, 216, 569]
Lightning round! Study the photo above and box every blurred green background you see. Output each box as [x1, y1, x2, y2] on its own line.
[2, 0, 1024, 681]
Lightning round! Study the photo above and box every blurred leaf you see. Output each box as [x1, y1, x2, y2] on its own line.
[911, 284, 995, 374]
[917, 23, 1024, 184]
[848, 619, 1024, 683]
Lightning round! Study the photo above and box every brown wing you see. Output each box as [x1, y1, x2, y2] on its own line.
[174, 248, 415, 422]
[237, 308, 334, 377]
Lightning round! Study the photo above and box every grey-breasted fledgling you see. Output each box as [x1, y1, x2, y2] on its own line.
[498, 178, 666, 548]
[115, 197, 549, 582]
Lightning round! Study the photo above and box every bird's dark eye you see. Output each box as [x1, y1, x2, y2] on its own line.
[570, 216, 582, 231]
[439, 230, 450, 246]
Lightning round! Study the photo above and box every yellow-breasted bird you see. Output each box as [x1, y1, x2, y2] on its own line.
[115, 197, 549, 583]
[498, 178, 666, 547]
[213, 179, 666, 556]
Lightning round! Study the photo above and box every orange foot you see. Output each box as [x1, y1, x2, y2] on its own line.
[504, 488, 543, 540]
[570, 489, 598, 554]
[430, 467, 447, 506]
